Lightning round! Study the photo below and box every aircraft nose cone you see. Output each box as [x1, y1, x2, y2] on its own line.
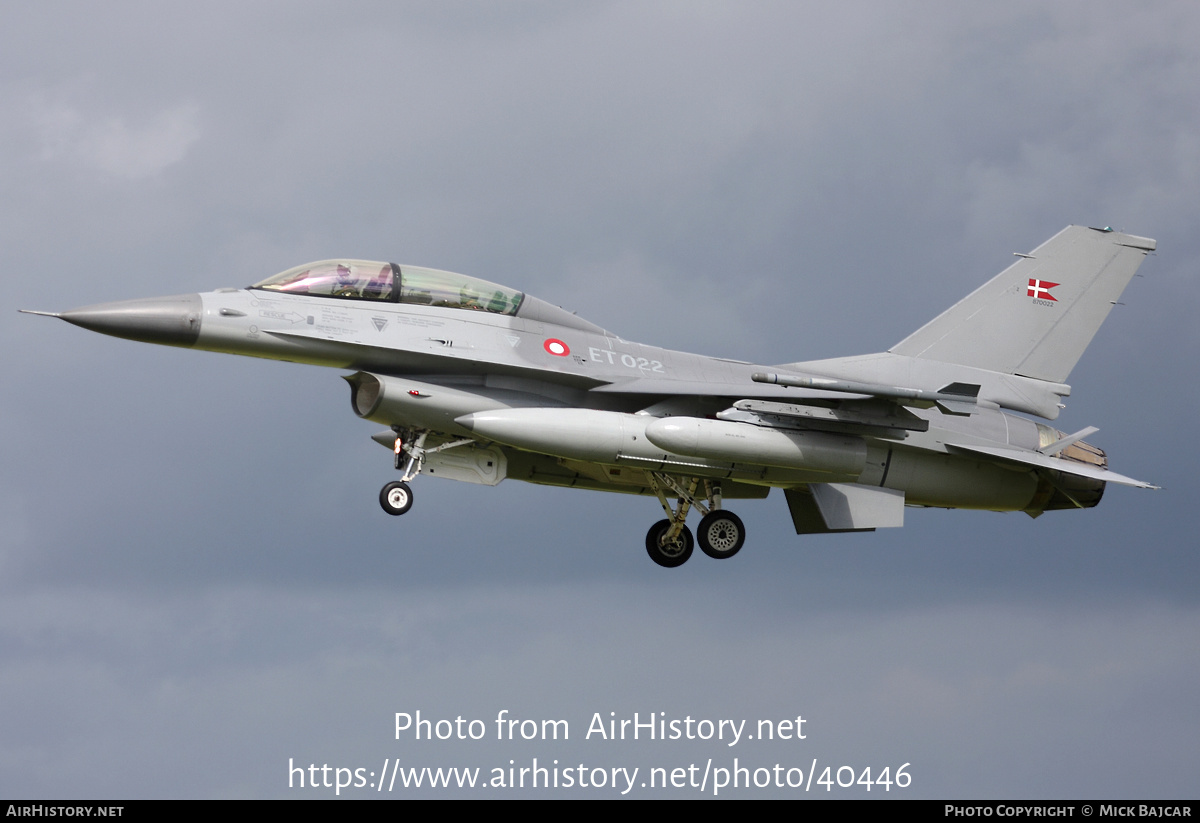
[59, 294, 203, 347]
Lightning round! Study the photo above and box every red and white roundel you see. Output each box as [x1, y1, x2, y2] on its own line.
[543, 338, 570, 356]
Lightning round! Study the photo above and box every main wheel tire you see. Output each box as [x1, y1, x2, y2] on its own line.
[379, 481, 414, 516]
[697, 511, 745, 559]
[645, 519, 693, 568]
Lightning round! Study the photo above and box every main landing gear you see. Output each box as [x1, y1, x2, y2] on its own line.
[645, 475, 746, 568]
[377, 428, 474, 517]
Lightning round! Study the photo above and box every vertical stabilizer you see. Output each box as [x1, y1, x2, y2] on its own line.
[890, 226, 1155, 383]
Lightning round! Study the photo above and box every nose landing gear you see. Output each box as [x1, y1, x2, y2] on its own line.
[376, 429, 479, 517]
[377, 429, 427, 517]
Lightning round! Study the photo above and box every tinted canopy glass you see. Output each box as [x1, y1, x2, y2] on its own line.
[253, 261, 397, 301]
[252, 261, 524, 316]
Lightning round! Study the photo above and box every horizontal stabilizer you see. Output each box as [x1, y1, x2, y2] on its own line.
[948, 443, 1158, 489]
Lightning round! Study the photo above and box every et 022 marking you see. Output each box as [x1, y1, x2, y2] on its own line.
[588, 346, 665, 373]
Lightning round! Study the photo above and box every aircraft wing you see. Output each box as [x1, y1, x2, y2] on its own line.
[947, 443, 1159, 489]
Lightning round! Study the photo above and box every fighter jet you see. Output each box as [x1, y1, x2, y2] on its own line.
[23, 225, 1157, 567]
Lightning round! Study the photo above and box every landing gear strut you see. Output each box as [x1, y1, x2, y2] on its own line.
[393, 429, 428, 478]
[645, 476, 745, 567]
[377, 428, 476, 517]
[378, 428, 426, 516]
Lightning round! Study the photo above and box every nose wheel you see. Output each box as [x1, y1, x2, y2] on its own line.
[380, 480, 414, 516]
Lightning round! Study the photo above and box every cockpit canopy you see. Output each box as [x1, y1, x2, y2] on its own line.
[251, 260, 525, 316]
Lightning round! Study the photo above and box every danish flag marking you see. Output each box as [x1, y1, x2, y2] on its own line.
[1027, 279, 1059, 301]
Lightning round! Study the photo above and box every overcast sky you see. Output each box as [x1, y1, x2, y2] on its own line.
[3, 1, 1198, 798]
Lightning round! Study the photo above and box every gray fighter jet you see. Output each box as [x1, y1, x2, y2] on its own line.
[23, 225, 1157, 567]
